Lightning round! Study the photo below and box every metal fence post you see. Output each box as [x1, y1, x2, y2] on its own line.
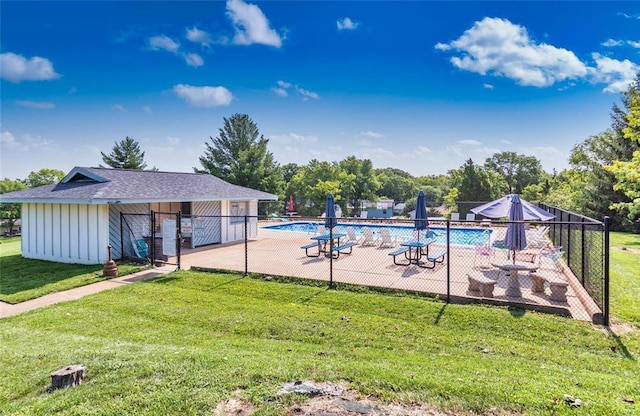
[119, 212, 124, 261]
[244, 215, 248, 276]
[177, 211, 182, 271]
[581, 218, 586, 286]
[604, 216, 610, 326]
[329, 224, 333, 288]
[151, 211, 155, 265]
[446, 219, 451, 303]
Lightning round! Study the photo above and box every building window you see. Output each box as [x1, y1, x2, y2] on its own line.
[230, 202, 246, 224]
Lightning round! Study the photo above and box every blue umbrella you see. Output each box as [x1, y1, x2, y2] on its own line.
[414, 190, 429, 240]
[471, 194, 555, 221]
[324, 193, 337, 230]
[504, 194, 527, 263]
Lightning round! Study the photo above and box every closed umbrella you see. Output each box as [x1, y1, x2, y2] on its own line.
[288, 196, 294, 213]
[504, 194, 527, 263]
[471, 194, 555, 221]
[324, 193, 337, 230]
[414, 190, 429, 241]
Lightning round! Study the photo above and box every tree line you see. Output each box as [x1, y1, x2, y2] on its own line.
[2, 76, 639, 231]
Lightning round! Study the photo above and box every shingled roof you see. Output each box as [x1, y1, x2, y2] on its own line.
[0, 167, 278, 204]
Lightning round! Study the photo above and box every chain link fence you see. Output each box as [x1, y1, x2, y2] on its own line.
[180, 211, 609, 325]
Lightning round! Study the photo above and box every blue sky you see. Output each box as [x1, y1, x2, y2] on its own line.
[2, 1, 639, 180]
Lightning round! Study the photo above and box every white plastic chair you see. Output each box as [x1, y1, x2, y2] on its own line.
[361, 227, 378, 246]
[378, 228, 397, 248]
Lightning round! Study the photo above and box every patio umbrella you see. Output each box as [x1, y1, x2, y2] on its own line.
[288, 195, 294, 213]
[470, 194, 555, 221]
[414, 190, 429, 241]
[504, 194, 527, 263]
[324, 193, 337, 230]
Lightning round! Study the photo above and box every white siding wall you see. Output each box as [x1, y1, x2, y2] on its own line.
[192, 201, 221, 246]
[220, 200, 258, 242]
[20, 202, 110, 264]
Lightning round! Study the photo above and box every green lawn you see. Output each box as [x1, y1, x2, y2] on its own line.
[0, 237, 144, 304]
[609, 232, 640, 325]
[1, 234, 639, 415]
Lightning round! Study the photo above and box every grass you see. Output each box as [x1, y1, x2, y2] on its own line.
[0, 237, 144, 304]
[1, 271, 639, 415]
[609, 232, 640, 324]
[1, 233, 639, 415]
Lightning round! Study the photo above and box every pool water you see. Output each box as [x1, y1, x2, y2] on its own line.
[262, 221, 491, 247]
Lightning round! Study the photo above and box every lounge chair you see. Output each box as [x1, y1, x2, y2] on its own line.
[465, 213, 476, 223]
[361, 227, 378, 246]
[526, 226, 550, 248]
[378, 228, 397, 248]
[345, 227, 361, 244]
[450, 212, 460, 222]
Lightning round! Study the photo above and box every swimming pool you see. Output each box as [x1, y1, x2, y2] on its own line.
[262, 221, 491, 247]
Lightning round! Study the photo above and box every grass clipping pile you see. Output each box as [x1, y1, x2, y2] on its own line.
[214, 380, 509, 416]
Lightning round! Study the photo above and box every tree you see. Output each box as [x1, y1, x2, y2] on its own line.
[287, 160, 348, 216]
[24, 168, 65, 188]
[0, 178, 26, 235]
[339, 157, 380, 216]
[375, 168, 416, 203]
[101, 136, 148, 170]
[605, 74, 640, 223]
[450, 159, 493, 202]
[197, 114, 283, 197]
[484, 151, 543, 194]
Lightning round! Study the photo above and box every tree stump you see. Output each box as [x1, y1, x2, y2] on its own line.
[50, 365, 86, 389]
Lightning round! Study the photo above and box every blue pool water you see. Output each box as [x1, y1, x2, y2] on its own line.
[262, 221, 491, 247]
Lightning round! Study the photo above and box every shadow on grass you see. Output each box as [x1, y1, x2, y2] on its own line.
[507, 306, 526, 318]
[433, 303, 448, 325]
[0, 254, 104, 296]
[606, 328, 635, 360]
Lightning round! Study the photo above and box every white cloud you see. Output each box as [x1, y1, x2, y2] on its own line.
[435, 17, 588, 87]
[112, 104, 126, 112]
[167, 136, 181, 145]
[142, 106, 152, 114]
[337, 17, 359, 31]
[457, 139, 482, 146]
[15, 100, 55, 109]
[628, 40, 640, 49]
[148, 35, 180, 53]
[618, 12, 640, 19]
[183, 52, 204, 67]
[226, 0, 282, 47]
[590, 53, 639, 93]
[1, 132, 58, 152]
[271, 87, 288, 97]
[173, 84, 233, 107]
[483, 83, 494, 90]
[359, 131, 383, 138]
[272, 80, 319, 100]
[602, 38, 623, 47]
[269, 133, 318, 143]
[186, 26, 213, 47]
[355, 139, 372, 146]
[295, 86, 319, 100]
[1, 130, 16, 146]
[500, 139, 513, 145]
[416, 146, 432, 154]
[0, 52, 60, 83]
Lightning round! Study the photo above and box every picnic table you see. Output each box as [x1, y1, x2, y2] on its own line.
[302, 233, 347, 257]
[389, 238, 445, 268]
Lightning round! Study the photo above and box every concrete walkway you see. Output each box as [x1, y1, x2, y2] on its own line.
[0, 265, 176, 319]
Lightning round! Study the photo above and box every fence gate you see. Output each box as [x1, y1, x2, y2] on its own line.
[150, 210, 181, 269]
